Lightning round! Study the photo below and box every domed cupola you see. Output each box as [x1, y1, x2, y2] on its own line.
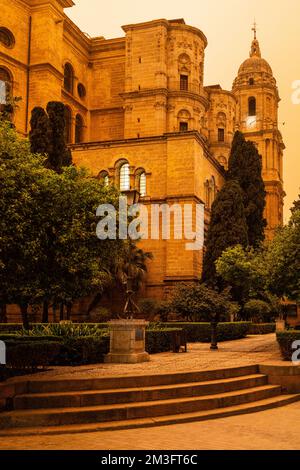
[233, 33, 276, 89]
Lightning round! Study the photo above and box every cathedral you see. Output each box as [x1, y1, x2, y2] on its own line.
[1, 0, 285, 301]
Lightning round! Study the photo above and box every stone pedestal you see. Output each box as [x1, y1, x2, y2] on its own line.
[105, 319, 150, 364]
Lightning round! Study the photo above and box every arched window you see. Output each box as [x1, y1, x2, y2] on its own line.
[119, 163, 130, 191]
[139, 171, 147, 197]
[248, 97, 256, 116]
[63, 63, 74, 94]
[77, 83, 86, 99]
[99, 171, 109, 187]
[75, 114, 84, 143]
[64, 106, 72, 144]
[0, 67, 12, 105]
[0, 28, 15, 48]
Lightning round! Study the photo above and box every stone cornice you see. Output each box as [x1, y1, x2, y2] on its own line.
[30, 62, 63, 80]
[122, 19, 207, 48]
[70, 131, 225, 175]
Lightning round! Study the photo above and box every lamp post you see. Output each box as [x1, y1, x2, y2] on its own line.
[210, 313, 220, 351]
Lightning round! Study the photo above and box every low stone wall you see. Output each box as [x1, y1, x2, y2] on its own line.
[259, 363, 300, 393]
[0, 378, 28, 411]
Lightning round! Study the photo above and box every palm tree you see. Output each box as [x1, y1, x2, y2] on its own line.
[115, 240, 153, 291]
[87, 241, 153, 315]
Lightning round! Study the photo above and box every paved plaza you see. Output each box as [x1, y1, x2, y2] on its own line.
[0, 400, 299, 450]
[8, 334, 281, 382]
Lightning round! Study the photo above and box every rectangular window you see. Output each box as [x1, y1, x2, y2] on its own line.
[180, 75, 188, 91]
[180, 122, 188, 132]
[218, 128, 225, 142]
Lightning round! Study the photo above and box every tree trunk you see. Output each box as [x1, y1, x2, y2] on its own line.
[20, 303, 29, 330]
[60, 303, 64, 321]
[66, 303, 72, 320]
[52, 303, 57, 323]
[0, 303, 7, 323]
[42, 301, 49, 323]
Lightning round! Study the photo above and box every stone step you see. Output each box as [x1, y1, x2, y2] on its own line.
[1, 393, 299, 437]
[26, 365, 259, 394]
[14, 374, 268, 410]
[0, 385, 282, 429]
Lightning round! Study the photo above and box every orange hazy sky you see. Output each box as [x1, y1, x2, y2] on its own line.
[67, 0, 300, 222]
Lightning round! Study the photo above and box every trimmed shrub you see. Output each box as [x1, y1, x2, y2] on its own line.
[16, 323, 108, 337]
[277, 331, 300, 361]
[146, 329, 181, 354]
[248, 323, 276, 335]
[161, 322, 250, 343]
[55, 335, 110, 365]
[5, 341, 61, 371]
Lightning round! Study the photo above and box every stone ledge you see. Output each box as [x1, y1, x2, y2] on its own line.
[259, 362, 300, 393]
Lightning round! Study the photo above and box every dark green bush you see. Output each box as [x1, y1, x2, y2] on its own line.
[53, 335, 110, 365]
[277, 331, 300, 361]
[160, 322, 250, 343]
[170, 283, 232, 322]
[248, 323, 276, 335]
[5, 341, 61, 371]
[146, 329, 181, 354]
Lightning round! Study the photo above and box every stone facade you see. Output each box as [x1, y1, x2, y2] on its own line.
[0, 0, 285, 302]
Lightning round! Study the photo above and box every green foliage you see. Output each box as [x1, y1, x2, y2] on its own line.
[46, 101, 72, 171]
[227, 131, 266, 247]
[248, 323, 276, 335]
[88, 307, 112, 323]
[161, 322, 250, 343]
[0, 121, 124, 325]
[171, 283, 232, 322]
[29, 107, 52, 156]
[55, 335, 109, 365]
[277, 331, 300, 361]
[5, 340, 61, 370]
[16, 323, 108, 337]
[145, 329, 181, 354]
[202, 180, 248, 285]
[243, 299, 272, 322]
[266, 208, 300, 302]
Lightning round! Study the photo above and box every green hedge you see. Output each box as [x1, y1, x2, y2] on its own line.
[248, 323, 276, 335]
[5, 340, 61, 371]
[160, 322, 250, 343]
[146, 329, 181, 354]
[277, 331, 300, 361]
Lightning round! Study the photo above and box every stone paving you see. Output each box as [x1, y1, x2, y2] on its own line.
[0, 333, 292, 450]
[0, 401, 300, 450]
[9, 334, 281, 381]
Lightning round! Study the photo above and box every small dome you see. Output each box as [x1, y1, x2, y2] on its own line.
[238, 56, 273, 76]
[237, 38, 273, 76]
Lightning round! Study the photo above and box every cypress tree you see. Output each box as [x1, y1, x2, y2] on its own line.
[29, 107, 52, 156]
[227, 131, 266, 247]
[202, 180, 248, 286]
[46, 101, 72, 172]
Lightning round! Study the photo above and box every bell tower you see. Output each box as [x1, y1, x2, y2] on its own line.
[232, 25, 285, 239]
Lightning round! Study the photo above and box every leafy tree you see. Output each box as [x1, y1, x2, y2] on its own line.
[227, 131, 266, 247]
[46, 101, 72, 171]
[243, 299, 272, 323]
[29, 107, 52, 156]
[171, 283, 232, 322]
[0, 121, 124, 326]
[202, 180, 248, 286]
[266, 207, 300, 302]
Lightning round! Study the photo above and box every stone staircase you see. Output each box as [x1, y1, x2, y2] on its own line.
[1, 365, 300, 436]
